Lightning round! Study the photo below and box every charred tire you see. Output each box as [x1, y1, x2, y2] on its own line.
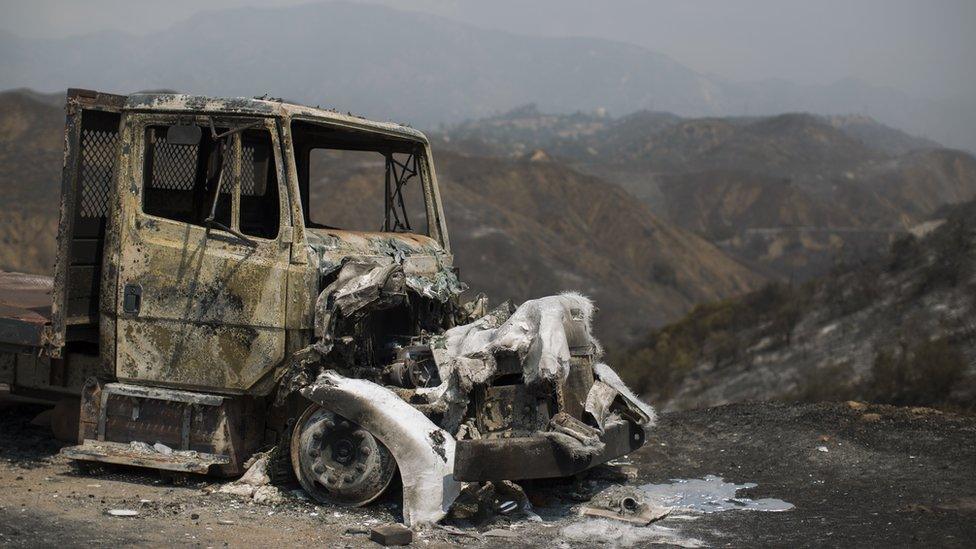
[290, 404, 397, 507]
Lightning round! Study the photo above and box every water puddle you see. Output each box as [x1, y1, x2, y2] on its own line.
[639, 474, 794, 513]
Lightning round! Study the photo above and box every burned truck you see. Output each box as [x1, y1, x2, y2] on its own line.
[0, 89, 653, 524]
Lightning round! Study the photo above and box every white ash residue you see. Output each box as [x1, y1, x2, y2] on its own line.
[638, 475, 794, 513]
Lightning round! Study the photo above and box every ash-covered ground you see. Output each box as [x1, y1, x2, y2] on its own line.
[1, 400, 973, 547]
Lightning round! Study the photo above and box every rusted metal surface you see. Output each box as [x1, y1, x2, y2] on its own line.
[66, 381, 252, 475]
[50, 90, 126, 357]
[453, 419, 644, 482]
[62, 440, 231, 474]
[113, 114, 290, 392]
[124, 94, 428, 143]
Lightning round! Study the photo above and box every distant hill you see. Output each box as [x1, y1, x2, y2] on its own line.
[0, 1, 973, 152]
[0, 89, 64, 274]
[0, 89, 763, 347]
[613, 199, 976, 413]
[823, 114, 942, 156]
[436, 153, 762, 342]
[438, 107, 976, 280]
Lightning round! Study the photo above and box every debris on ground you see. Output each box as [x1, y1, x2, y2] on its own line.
[239, 454, 272, 485]
[5, 401, 973, 547]
[581, 485, 671, 525]
[434, 524, 482, 540]
[217, 453, 285, 505]
[252, 485, 285, 506]
[369, 523, 413, 546]
[448, 480, 531, 523]
[561, 475, 793, 546]
[106, 509, 139, 517]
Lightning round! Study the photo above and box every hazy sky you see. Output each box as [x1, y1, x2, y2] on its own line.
[1, 0, 973, 100]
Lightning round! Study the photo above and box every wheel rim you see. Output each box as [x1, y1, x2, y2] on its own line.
[290, 404, 397, 506]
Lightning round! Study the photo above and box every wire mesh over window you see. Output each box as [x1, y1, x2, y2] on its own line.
[78, 129, 119, 218]
[240, 140, 270, 196]
[241, 143, 256, 195]
[149, 136, 200, 190]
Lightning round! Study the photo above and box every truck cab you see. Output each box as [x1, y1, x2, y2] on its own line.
[0, 89, 651, 525]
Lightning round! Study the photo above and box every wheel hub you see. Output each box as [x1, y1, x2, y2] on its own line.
[291, 406, 397, 507]
[332, 438, 355, 465]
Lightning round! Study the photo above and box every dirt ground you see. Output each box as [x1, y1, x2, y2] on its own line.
[1, 400, 974, 548]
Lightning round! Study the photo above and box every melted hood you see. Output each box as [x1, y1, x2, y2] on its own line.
[305, 229, 465, 302]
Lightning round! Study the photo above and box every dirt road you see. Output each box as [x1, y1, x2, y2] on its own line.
[1, 401, 973, 547]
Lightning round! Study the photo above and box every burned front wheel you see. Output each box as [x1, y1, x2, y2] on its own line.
[290, 404, 397, 506]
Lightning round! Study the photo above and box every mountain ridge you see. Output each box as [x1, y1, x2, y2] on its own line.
[0, 1, 972, 152]
[437, 105, 976, 280]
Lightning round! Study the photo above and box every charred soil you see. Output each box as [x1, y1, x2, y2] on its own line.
[1, 401, 973, 547]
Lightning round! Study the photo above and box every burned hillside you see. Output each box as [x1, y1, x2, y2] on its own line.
[615, 199, 976, 412]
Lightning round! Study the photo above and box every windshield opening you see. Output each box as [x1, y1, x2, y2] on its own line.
[292, 119, 429, 235]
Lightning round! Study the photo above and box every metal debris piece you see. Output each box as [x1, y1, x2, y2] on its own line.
[448, 480, 528, 521]
[545, 412, 605, 459]
[300, 372, 460, 526]
[370, 524, 413, 546]
[106, 509, 139, 517]
[63, 440, 229, 474]
[434, 524, 482, 540]
[497, 500, 518, 514]
[581, 486, 672, 526]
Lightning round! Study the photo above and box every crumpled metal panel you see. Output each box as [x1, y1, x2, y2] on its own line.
[305, 229, 464, 301]
[301, 371, 461, 526]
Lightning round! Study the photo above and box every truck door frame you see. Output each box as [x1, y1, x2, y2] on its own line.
[113, 112, 293, 393]
[50, 89, 127, 358]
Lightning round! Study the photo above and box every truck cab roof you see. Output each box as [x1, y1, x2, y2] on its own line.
[123, 92, 429, 144]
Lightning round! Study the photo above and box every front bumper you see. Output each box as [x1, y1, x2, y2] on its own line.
[452, 419, 645, 482]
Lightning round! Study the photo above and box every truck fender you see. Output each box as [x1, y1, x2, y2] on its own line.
[300, 371, 461, 526]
